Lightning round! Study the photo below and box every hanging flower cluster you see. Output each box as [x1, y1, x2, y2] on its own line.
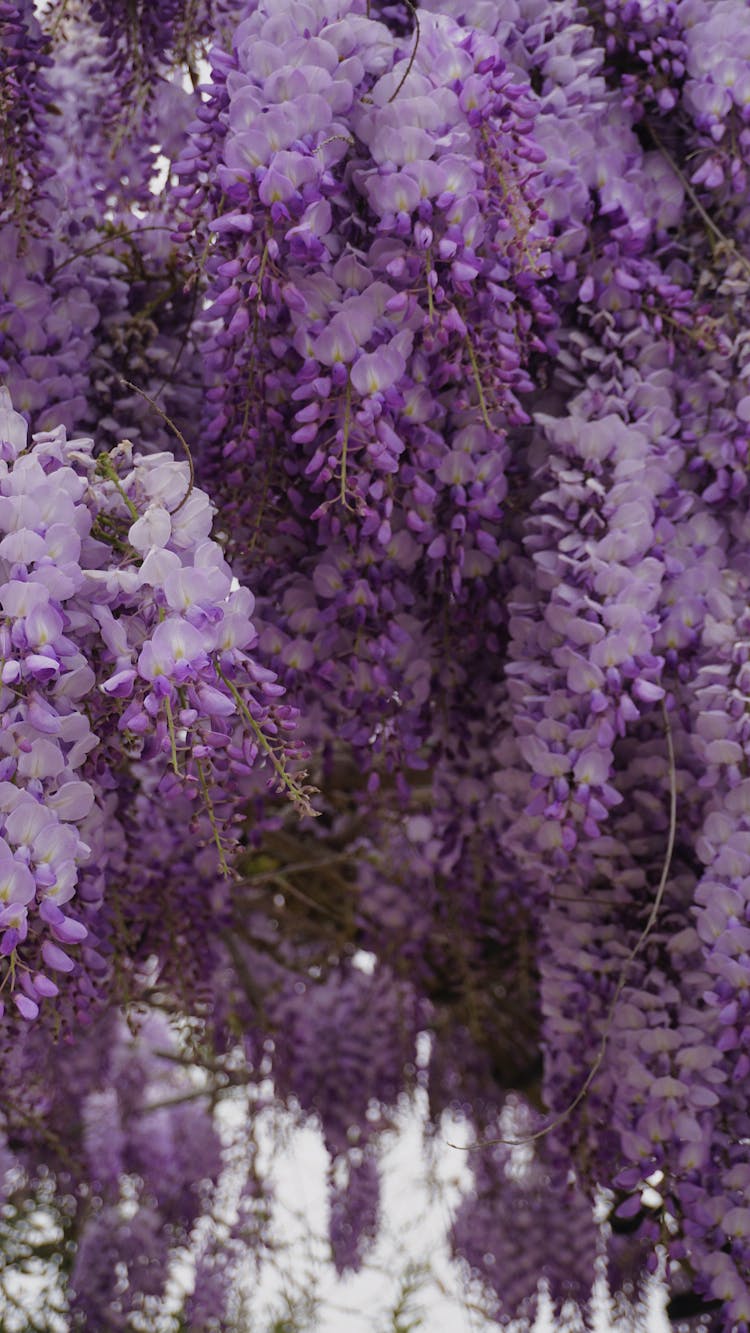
[0, 388, 308, 1020]
[171, 0, 554, 777]
[0, 1010, 227, 1328]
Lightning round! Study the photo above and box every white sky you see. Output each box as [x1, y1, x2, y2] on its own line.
[236, 1094, 673, 1333]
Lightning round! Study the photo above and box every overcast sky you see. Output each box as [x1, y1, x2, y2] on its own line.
[239, 1094, 672, 1333]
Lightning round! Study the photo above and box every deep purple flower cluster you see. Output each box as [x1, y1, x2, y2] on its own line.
[0, 1, 54, 215]
[270, 961, 420, 1157]
[451, 1110, 599, 1324]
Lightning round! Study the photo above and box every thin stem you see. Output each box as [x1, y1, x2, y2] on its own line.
[215, 664, 317, 818]
[464, 334, 493, 430]
[96, 454, 139, 521]
[340, 376, 352, 509]
[453, 703, 677, 1152]
[150, 282, 201, 402]
[387, 1, 421, 105]
[240, 872, 348, 927]
[47, 0, 72, 41]
[316, 133, 355, 154]
[117, 376, 196, 512]
[141, 1082, 245, 1113]
[48, 224, 174, 279]
[196, 756, 231, 878]
[164, 695, 180, 775]
[649, 124, 750, 279]
[242, 852, 353, 885]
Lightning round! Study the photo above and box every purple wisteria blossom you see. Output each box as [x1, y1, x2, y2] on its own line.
[3, 0, 750, 1328]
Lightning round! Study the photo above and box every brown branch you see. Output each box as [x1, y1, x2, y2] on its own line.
[387, 1, 421, 104]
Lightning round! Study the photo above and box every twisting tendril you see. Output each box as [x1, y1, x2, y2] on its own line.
[450, 700, 678, 1152]
[117, 376, 196, 513]
[387, 0, 421, 105]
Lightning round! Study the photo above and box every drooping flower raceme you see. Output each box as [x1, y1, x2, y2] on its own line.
[0, 388, 308, 1018]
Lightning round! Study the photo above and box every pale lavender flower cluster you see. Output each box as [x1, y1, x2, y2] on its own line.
[682, 0, 750, 192]
[508, 410, 674, 854]
[0, 388, 307, 1018]
[0, 223, 101, 434]
[587, 0, 750, 203]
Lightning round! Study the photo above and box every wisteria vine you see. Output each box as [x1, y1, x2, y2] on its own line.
[2, 0, 750, 1328]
